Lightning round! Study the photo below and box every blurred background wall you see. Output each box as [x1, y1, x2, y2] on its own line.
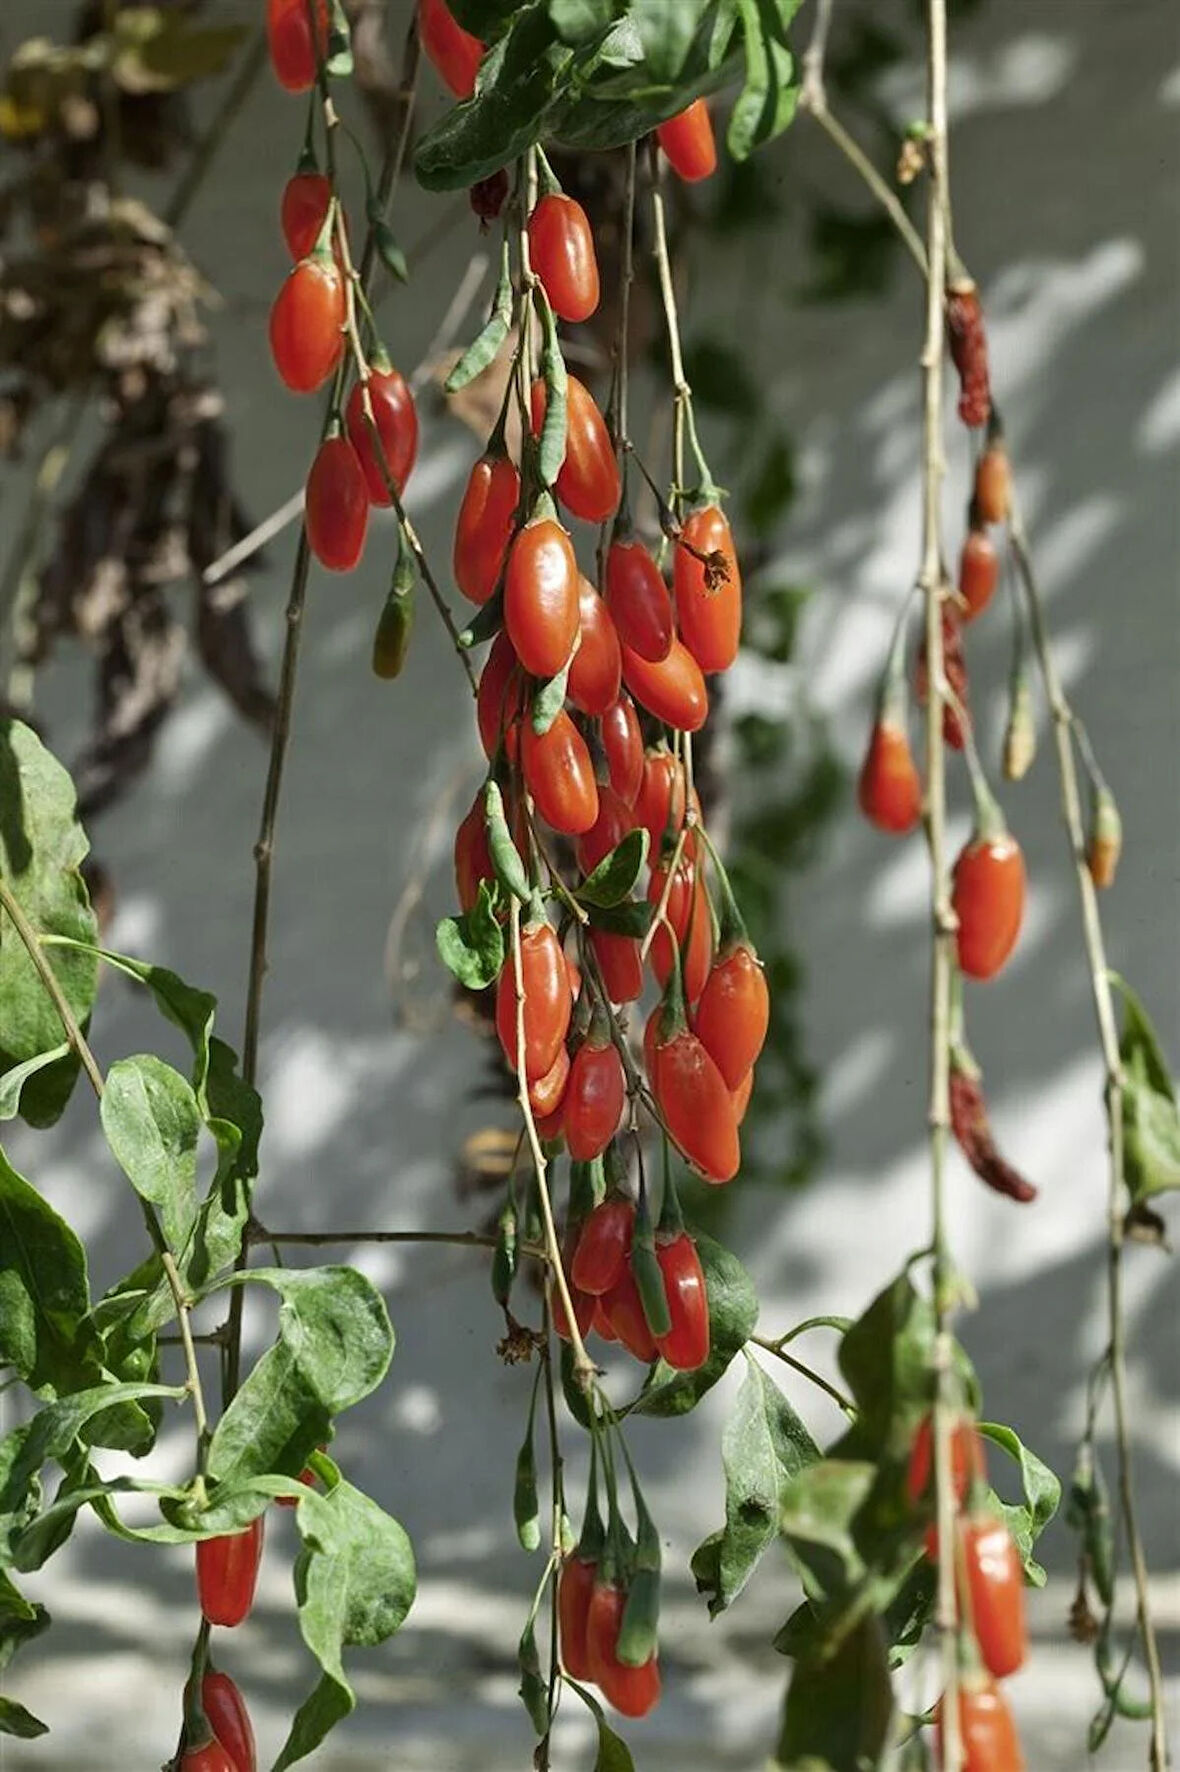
[0, 0, 1176, 1766]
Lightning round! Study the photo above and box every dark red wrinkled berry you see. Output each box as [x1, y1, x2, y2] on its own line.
[469, 170, 509, 226]
[946, 284, 991, 430]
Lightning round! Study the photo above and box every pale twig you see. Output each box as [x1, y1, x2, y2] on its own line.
[914, 2, 962, 1765]
[749, 1334, 855, 1417]
[1011, 516, 1168, 1767]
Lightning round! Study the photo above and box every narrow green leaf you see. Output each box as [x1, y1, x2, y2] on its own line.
[446, 243, 512, 391]
[564, 1678, 636, 1772]
[414, 8, 572, 191]
[535, 286, 568, 488]
[513, 1379, 542, 1552]
[0, 1045, 69, 1121]
[486, 781, 530, 902]
[532, 654, 574, 736]
[518, 1617, 550, 1735]
[0, 1695, 47, 1739]
[458, 585, 505, 648]
[576, 829, 650, 909]
[727, 0, 800, 162]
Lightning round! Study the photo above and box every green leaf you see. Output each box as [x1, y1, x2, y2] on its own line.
[273, 1480, 416, 1770]
[518, 1616, 550, 1735]
[514, 1373, 542, 1552]
[978, 1419, 1061, 1586]
[1067, 1444, 1113, 1608]
[0, 721, 97, 1124]
[692, 1352, 820, 1617]
[1114, 977, 1180, 1202]
[446, 244, 513, 392]
[0, 1382, 183, 1558]
[207, 1267, 394, 1488]
[633, 1233, 758, 1417]
[773, 1613, 893, 1770]
[835, 1273, 939, 1450]
[0, 1145, 104, 1398]
[436, 881, 505, 991]
[548, 0, 620, 45]
[583, 897, 654, 940]
[0, 1695, 47, 1739]
[532, 656, 574, 736]
[536, 287, 568, 489]
[576, 829, 650, 909]
[0, 1045, 69, 1121]
[101, 1056, 200, 1256]
[565, 1678, 636, 1771]
[0, 1570, 48, 1676]
[415, 6, 572, 192]
[776, 1459, 875, 1601]
[728, 0, 799, 162]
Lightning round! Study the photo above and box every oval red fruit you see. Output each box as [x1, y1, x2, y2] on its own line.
[605, 539, 673, 662]
[181, 1745, 236, 1772]
[959, 527, 999, 621]
[528, 193, 600, 324]
[558, 1555, 597, 1681]
[652, 1029, 740, 1183]
[654, 1233, 710, 1371]
[521, 709, 599, 836]
[564, 1038, 625, 1162]
[589, 928, 644, 1004]
[418, 0, 483, 98]
[952, 831, 1025, 980]
[454, 454, 521, 606]
[572, 1196, 635, 1295]
[575, 784, 636, 877]
[346, 368, 418, 504]
[974, 444, 1011, 525]
[939, 1673, 1025, 1772]
[657, 99, 718, 183]
[674, 505, 741, 674]
[567, 578, 622, 716]
[476, 631, 523, 761]
[266, 0, 328, 93]
[622, 639, 708, 732]
[201, 1670, 256, 1772]
[280, 171, 331, 260]
[304, 436, 368, 572]
[693, 942, 770, 1090]
[269, 255, 345, 393]
[504, 517, 580, 679]
[530, 376, 620, 525]
[960, 1514, 1027, 1679]
[600, 694, 644, 805]
[495, 920, 571, 1080]
[585, 1580, 661, 1717]
[858, 719, 922, 834]
[196, 1518, 264, 1629]
[602, 1262, 659, 1364]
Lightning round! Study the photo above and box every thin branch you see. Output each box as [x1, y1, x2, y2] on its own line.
[648, 140, 690, 499]
[800, 0, 835, 111]
[804, 104, 928, 276]
[915, 2, 963, 1766]
[1011, 516, 1169, 1767]
[749, 1334, 856, 1417]
[252, 1225, 504, 1253]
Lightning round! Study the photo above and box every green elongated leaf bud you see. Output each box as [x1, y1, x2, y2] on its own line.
[491, 1200, 517, 1308]
[517, 1617, 550, 1735]
[514, 1376, 542, 1552]
[459, 585, 503, 648]
[371, 585, 415, 679]
[484, 780, 530, 902]
[535, 288, 568, 489]
[446, 243, 512, 392]
[616, 1566, 660, 1668]
[531, 652, 573, 735]
[371, 215, 409, 283]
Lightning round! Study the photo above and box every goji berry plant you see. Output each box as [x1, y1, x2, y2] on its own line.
[0, 3, 1173, 1771]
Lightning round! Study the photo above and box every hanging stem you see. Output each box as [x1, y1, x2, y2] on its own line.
[915, 1, 962, 1764]
[1011, 518, 1168, 1767]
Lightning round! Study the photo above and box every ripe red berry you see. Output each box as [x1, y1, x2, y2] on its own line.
[674, 505, 741, 674]
[269, 255, 346, 394]
[974, 443, 1011, 525]
[304, 435, 369, 572]
[959, 526, 999, 621]
[280, 171, 332, 260]
[345, 367, 418, 503]
[266, 0, 328, 93]
[504, 517, 580, 679]
[693, 942, 770, 1090]
[657, 100, 718, 183]
[196, 1518, 264, 1629]
[454, 453, 521, 606]
[527, 194, 600, 324]
[952, 829, 1026, 981]
[858, 718, 922, 834]
[418, 0, 483, 98]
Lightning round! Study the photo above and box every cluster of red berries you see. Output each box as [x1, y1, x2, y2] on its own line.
[907, 1416, 1028, 1771]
